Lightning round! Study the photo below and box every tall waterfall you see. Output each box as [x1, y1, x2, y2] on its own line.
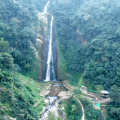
[44, 2, 56, 81]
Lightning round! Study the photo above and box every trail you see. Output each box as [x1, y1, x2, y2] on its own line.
[73, 96, 86, 120]
[80, 88, 110, 103]
[62, 80, 86, 120]
[63, 80, 77, 91]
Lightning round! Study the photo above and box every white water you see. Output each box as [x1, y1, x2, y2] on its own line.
[45, 16, 54, 82]
[39, 96, 58, 120]
[43, 1, 50, 13]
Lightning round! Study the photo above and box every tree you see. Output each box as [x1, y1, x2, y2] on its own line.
[95, 85, 104, 98]
[110, 85, 120, 104]
[0, 38, 9, 52]
[0, 53, 13, 69]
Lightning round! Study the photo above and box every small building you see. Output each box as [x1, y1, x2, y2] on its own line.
[100, 90, 109, 98]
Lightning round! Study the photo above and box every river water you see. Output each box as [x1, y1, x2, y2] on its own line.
[39, 96, 58, 120]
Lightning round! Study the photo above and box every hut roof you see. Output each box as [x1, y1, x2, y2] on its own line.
[100, 90, 109, 94]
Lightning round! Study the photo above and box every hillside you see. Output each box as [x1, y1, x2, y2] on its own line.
[0, 0, 48, 119]
[0, 72, 43, 120]
[0, 0, 120, 120]
[0, 0, 49, 80]
[49, 0, 120, 119]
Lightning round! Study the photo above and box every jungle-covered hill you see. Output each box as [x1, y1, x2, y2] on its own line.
[50, 0, 120, 119]
[1, 0, 120, 119]
[0, 0, 48, 119]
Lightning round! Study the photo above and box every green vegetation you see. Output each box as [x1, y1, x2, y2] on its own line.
[0, 0, 50, 119]
[107, 85, 120, 120]
[51, 0, 120, 90]
[65, 98, 82, 120]
[50, 0, 120, 119]
[47, 112, 56, 120]
[0, 72, 43, 120]
[0, 0, 48, 79]
[79, 97, 105, 120]
[1, 0, 120, 119]
[0, 39, 43, 119]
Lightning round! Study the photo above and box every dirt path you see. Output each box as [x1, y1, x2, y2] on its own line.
[62, 81, 86, 120]
[63, 80, 77, 91]
[73, 96, 86, 120]
[80, 88, 110, 103]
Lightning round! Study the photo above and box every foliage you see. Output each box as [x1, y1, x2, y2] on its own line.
[0, 72, 43, 120]
[0, 38, 43, 119]
[0, 0, 49, 118]
[0, 0, 48, 78]
[107, 85, 120, 120]
[0, 38, 9, 52]
[50, 0, 120, 90]
[65, 98, 82, 120]
[79, 97, 105, 120]
[47, 112, 56, 120]
[49, 1, 120, 119]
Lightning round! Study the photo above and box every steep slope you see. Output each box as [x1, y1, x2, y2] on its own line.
[50, 0, 120, 89]
[0, 0, 50, 119]
[0, 0, 49, 80]
[49, 0, 120, 119]
[0, 38, 43, 120]
[0, 72, 44, 120]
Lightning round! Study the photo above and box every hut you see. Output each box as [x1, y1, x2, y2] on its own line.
[100, 90, 109, 98]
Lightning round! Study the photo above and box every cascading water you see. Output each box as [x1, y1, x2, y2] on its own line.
[44, 2, 56, 82]
[43, 1, 50, 13]
[39, 96, 58, 120]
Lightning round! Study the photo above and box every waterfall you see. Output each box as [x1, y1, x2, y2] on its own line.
[43, 1, 50, 13]
[45, 16, 56, 81]
[43, 1, 56, 82]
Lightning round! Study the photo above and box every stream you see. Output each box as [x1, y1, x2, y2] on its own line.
[39, 96, 58, 120]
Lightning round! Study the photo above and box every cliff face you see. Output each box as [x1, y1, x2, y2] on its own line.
[52, 22, 59, 80]
[30, 12, 49, 80]
[31, 13, 59, 80]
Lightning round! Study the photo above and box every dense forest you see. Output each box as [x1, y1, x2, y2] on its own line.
[0, 0, 47, 119]
[49, 0, 120, 119]
[0, 0, 120, 119]
[0, 0, 48, 78]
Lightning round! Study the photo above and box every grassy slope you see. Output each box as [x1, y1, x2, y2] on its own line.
[0, 72, 44, 119]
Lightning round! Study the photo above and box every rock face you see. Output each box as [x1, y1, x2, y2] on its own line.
[52, 22, 59, 80]
[36, 12, 49, 80]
